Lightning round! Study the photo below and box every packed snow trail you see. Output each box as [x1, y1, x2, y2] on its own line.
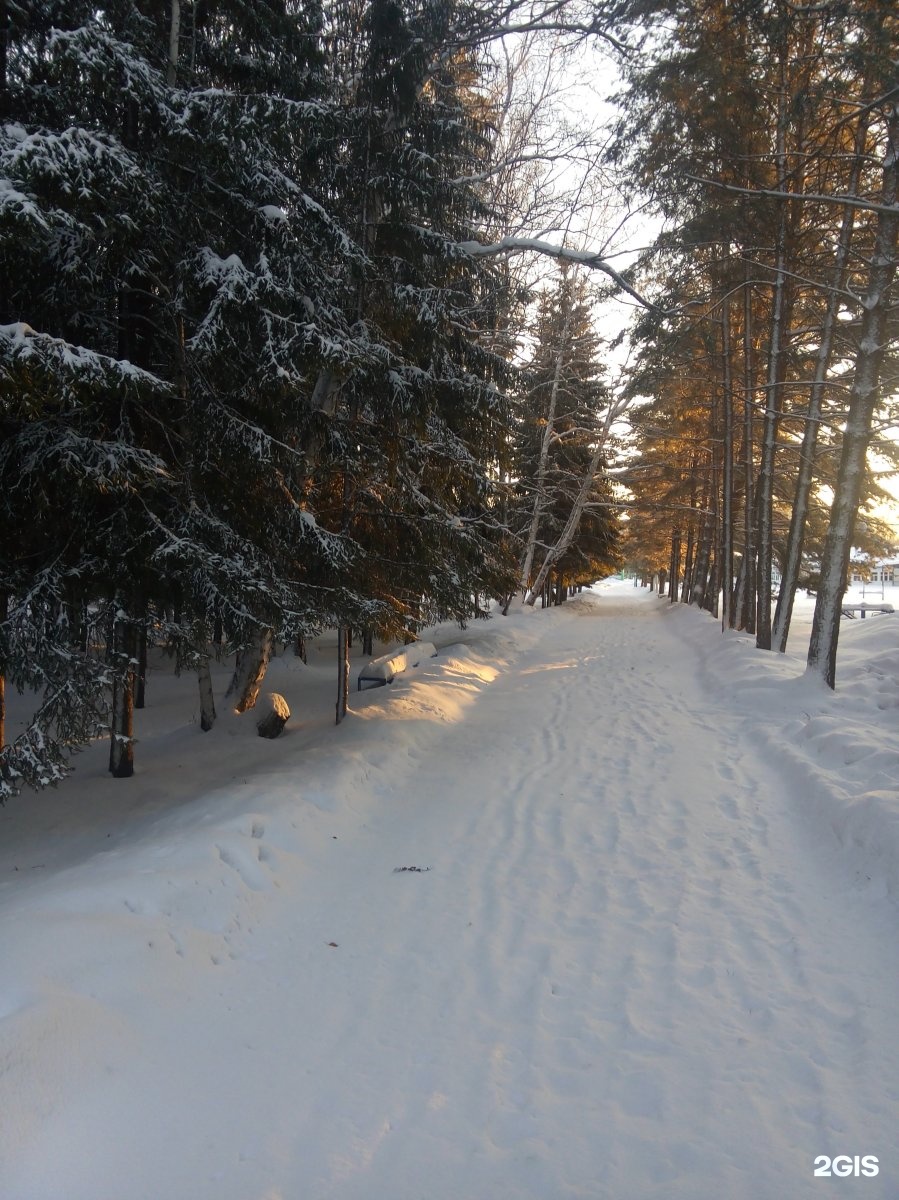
[2, 586, 897, 1199]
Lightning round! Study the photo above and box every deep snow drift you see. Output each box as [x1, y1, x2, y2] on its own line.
[1, 580, 897, 1200]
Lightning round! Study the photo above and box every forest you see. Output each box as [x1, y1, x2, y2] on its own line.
[1, 0, 897, 800]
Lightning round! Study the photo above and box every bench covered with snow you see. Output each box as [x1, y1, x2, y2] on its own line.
[357, 642, 438, 691]
[840, 604, 894, 619]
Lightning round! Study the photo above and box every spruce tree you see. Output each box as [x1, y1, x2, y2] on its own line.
[511, 271, 620, 601]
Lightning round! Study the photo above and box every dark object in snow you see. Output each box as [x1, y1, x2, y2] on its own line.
[256, 692, 290, 739]
[840, 604, 894, 620]
[327, 942, 338, 948]
[393, 866, 431, 873]
[358, 642, 438, 690]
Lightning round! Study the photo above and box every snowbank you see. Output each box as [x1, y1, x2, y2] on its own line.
[2, 586, 898, 1200]
[656, 587, 899, 900]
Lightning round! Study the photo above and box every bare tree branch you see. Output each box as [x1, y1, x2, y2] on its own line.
[686, 174, 899, 216]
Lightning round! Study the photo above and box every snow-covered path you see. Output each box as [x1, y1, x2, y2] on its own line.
[2, 587, 897, 1199]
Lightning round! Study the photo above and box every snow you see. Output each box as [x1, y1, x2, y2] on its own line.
[1, 582, 898, 1198]
[260, 204, 288, 222]
[358, 642, 438, 687]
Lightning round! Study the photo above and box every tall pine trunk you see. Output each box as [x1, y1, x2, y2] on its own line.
[669, 529, 681, 605]
[737, 259, 757, 632]
[773, 114, 868, 651]
[690, 479, 713, 607]
[720, 301, 734, 628]
[807, 107, 899, 688]
[755, 75, 793, 650]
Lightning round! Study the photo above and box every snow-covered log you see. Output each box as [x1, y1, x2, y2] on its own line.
[357, 642, 437, 690]
[256, 692, 290, 739]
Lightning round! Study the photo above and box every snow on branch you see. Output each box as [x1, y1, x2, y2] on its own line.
[0, 323, 171, 393]
[4, 126, 147, 199]
[0, 173, 50, 230]
[456, 236, 663, 311]
[49, 27, 171, 113]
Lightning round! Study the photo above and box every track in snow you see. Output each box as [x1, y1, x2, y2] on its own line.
[4, 587, 897, 1200]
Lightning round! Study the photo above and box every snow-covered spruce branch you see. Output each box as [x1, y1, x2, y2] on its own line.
[456, 237, 663, 312]
[0, 323, 171, 392]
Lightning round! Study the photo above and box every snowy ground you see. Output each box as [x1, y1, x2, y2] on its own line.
[1, 580, 897, 1199]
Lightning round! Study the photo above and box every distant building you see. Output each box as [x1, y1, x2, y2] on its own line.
[849, 559, 898, 586]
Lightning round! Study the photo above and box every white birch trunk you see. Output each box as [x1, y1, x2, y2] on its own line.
[524, 389, 630, 605]
[516, 297, 573, 602]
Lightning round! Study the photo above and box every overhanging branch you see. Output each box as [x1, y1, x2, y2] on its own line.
[457, 236, 664, 312]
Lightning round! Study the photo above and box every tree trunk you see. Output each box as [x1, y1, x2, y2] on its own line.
[755, 77, 793, 650]
[168, 0, 181, 86]
[720, 301, 735, 628]
[227, 627, 273, 713]
[524, 383, 629, 605]
[362, 628, 373, 657]
[198, 657, 216, 732]
[109, 606, 136, 778]
[737, 255, 756, 633]
[773, 112, 868, 652]
[704, 560, 718, 617]
[681, 524, 697, 602]
[294, 633, 307, 663]
[669, 529, 681, 605]
[0, 591, 6, 750]
[335, 626, 350, 725]
[517, 294, 573, 601]
[0, 0, 8, 108]
[135, 610, 148, 710]
[690, 482, 714, 608]
[808, 107, 899, 689]
[525, 445, 601, 604]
